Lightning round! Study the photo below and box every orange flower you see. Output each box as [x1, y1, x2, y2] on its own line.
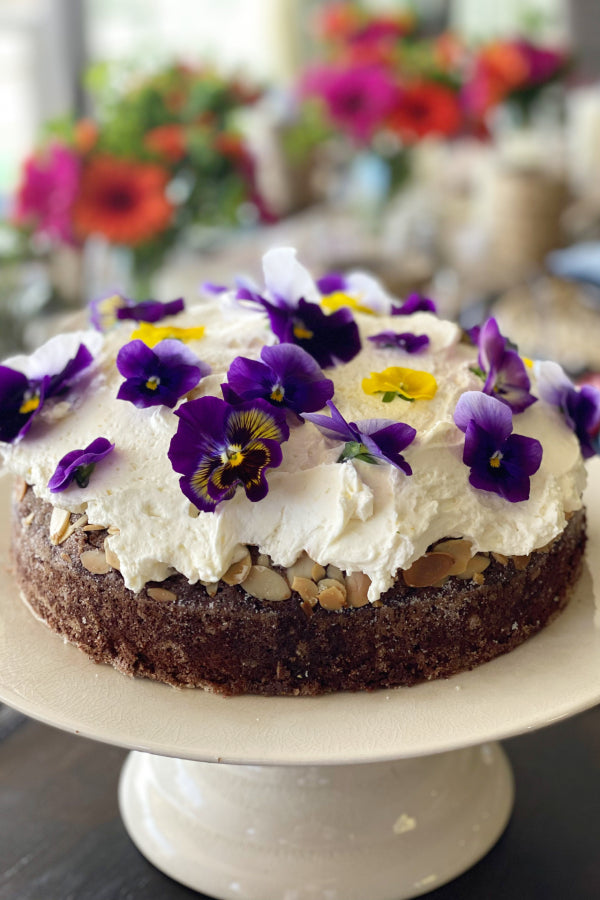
[73, 156, 174, 246]
[387, 81, 462, 143]
[144, 124, 187, 162]
[74, 118, 99, 154]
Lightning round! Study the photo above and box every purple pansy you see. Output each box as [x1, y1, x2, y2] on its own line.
[115, 297, 185, 324]
[223, 344, 334, 419]
[168, 396, 290, 512]
[48, 437, 115, 492]
[536, 360, 600, 458]
[454, 391, 542, 502]
[317, 269, 394, 314]
[368, 331, 429, 353]
[304, 400, 416, 474]
[0, 339, 95, 444]
[391, 293, 437, 315]
[261, 297, 361, 369]
[474, 318, 536, 413]
[116, 339, 209, 409]
[90, 294, 184, 331]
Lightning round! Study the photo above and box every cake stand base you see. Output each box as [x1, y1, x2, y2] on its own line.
[119, 742, 514, 900]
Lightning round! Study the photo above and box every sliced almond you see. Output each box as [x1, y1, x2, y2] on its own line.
[242, 565, 291, 602]
[103, 539, 120, 571]
[107, 525, 120, 535]
[286, 551, 316, 584]
[430, 539, 473, 576]
[311, 563, 326, 582]
[83, 524, 106, 532]
[50, 507, 71, 545]
[457, 554, 491, 579]
[512, 555, 530, 571]
[291, 576, 318, 604]
[14, 477, 27, 503]
[345, 572, 371, 608]
[300, 598, 315, 618]
[72, 514, 88, 530]
[80, 548, 111, 575]
[402, 552, 455, 588]
[222, 550, 252, 585]
[326, 564, 345, 584]
[491, 552, 508, 566]
[317, 580, 347, 611]
[202, 581, 219, 597]
[147, 587, 177, 602]
[22, 512, 35, 527]
[472, 572, 485, 585]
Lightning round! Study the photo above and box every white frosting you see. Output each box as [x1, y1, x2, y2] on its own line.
[1, 298, 586, 602]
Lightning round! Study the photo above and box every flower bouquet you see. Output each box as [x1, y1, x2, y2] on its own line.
[11, 61, 273, 302]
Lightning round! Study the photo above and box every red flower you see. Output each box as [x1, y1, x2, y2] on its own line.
[387, 82, 463, 142]
[144, 124, 187, 162]
[73, 156, 174, 246]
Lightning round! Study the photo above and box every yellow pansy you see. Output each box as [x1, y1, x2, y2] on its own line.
[131, 322, 206, 348]
[321, 292, 374, 315]
[362, 366, 437, 403]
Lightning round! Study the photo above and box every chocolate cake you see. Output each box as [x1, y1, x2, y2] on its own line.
[1, 247, 597, 695]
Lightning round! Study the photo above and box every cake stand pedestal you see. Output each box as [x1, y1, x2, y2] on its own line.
[2, 463, 600, 899]
[118, 745, 513, 900]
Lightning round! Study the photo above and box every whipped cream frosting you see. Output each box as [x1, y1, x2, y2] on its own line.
[1, 298, 586, 602]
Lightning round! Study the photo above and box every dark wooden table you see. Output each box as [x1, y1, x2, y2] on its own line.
[1, 702, 599, 900]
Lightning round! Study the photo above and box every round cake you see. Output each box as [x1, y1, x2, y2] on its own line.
[1, 247, 596, 695]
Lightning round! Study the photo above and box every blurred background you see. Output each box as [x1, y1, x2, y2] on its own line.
[3, 0, 600, 380]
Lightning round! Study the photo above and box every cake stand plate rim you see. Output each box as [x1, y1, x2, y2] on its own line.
[2, 462, 600, 766]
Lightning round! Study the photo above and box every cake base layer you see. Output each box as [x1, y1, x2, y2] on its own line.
[12, 489, 586, 696]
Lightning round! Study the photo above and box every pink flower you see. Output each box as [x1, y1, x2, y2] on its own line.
[13, 144, 81, 245]
[302, 64, 398, 145]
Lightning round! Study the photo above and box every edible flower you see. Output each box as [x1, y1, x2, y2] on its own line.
[391, 293, 437, 315]
[0, 336, 96, 444]
[48, 437, 115, 492]
[304, 400, 415, 474]
[116, 339, 209, 409]
[115, 297, 185, 324]
[168, 397, 290, 512]
[474, 317, 536, 413]
[260, 297, 361, 369]
[223, 344, 334, 419]
[368, 331, 429, 353]
[318, 270, 394, 315]
[454, 391, 542, 502]
[535, 360, 600, 458]
[130, 321, 206, 348]
[90, 294, 184, 332]
[362, 366, 437, 403]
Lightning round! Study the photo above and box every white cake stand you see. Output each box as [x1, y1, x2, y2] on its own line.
[2, 463, 600, 900]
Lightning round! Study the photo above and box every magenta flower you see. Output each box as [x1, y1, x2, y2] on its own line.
[304, 400, 416, 474]
[48, 437, 115, 492]
[368, 331, 429, 353]
[454, 391, 542, 502]
[536, 361, 600, 459]
[13, 144, 80, 244]
[223, 344, 334, 419]
[0, 341, 94, 444]
[475, 318, 536, 413]
[391, 293, 437, 315]
[168, 397, 290, 512]
[116, 339, 209, 409]
[302, 64, 399, 145]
